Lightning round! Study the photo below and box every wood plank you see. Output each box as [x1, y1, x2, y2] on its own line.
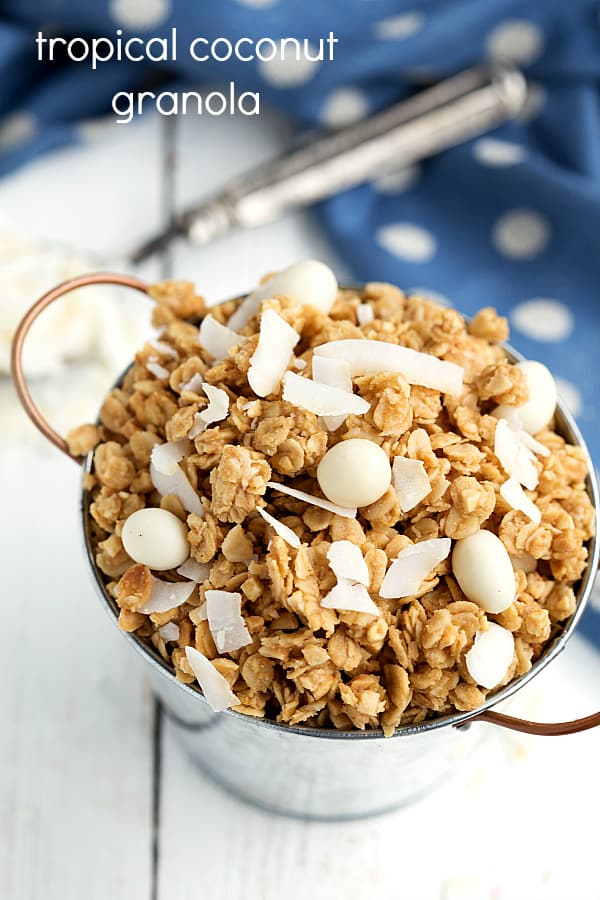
[0, 453, 153, 900]
[0, 115, 166, 900]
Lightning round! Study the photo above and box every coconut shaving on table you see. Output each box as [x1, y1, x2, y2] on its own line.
[69, 260, 594, 735]
[0, 228, 146, 446]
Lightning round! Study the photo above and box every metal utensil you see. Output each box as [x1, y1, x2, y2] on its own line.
[131, 65, 528, 262]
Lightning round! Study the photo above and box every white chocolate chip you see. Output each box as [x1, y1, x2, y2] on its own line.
[229, 260, 338, 330]
[121, 507, 189, 571]
[513, 360, 557, 434]
[452, 530, 516, 614]
[317, 438, 391, 509]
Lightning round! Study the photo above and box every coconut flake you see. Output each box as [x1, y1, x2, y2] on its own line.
[150, 440, 203, 516]
[267, 481, 356, 519]
[206, 590, 252, 654]
[392, 457, 431, 512]
[313, 340, 463, 395]
[282, 371, 370, 417]
[199, 384, 229, 424]
[327, 540, 370, 586]
[494, 406, 550, 457]
[151, 439, 191, 475]
[510, 553, 537, 574]
[185, 646, 238, 711]
[521, 432, 551, 458]
[149, 462, 202, 515]
[159, 623, 180, 642]
[146, 359, 170, 380]
[321, 578, 380, 615]
[257, 506, 301, 548]
[500, 477, 541, 524]
[356, 303, 374, 326]
[189, 600, 208, 624]
[180, 373, 205, 394]
[227, 290, 263, 331]
[199, 314, 245, 361]
[323, 540, 377, 614]
[248, 309, 300, 398]
[176, 558, 210, 582]
[140, 576, 195, 614]
[380, 537, 451, 599]
[312, 356, 352, 389]
[465, 622, 515, 689]
[494, 419, 538, 490]
[312, 355, 353, 431]
[293, 358, 307, 371]
[189, 384, 230, 437]
[149, 339, 178, 359]
[494, 418, 518, 473]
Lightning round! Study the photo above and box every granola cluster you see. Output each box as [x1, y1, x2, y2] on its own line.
[71, 277, 594, 735]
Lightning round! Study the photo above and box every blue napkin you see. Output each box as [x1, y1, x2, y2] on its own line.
[1, 0, 599, 636]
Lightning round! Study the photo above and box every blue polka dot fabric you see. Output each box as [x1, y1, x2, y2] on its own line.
[1, 3, 599, 633]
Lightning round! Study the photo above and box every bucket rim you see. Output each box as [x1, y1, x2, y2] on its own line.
[81, 307, 600, 741]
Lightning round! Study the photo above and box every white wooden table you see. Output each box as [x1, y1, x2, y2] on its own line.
[1, 109, 600, 900]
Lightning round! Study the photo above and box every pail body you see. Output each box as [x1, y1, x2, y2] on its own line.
[146, 658, 484, 819]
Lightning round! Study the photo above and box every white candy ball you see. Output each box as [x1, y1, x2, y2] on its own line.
[317, 438, 391, 508]
[466, 622, 515, 689]
[452, 529, 515, 614]
[122, 508, 189, 571]
[514, 360, 557, 434]
[254, 260, 338, 314]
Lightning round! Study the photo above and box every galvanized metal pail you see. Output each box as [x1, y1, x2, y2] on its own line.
[11, 273, 600, 820]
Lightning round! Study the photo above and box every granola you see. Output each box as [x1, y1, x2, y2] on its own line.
[74, 273, 594, 736]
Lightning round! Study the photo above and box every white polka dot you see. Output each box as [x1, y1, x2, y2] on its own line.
[377, 223, 437, 263]
[409, 287, 451, 307]
[555, 377, 583, 418]
[320, 88, 369, 128]
[373, 164, 421, 194]
[258, 42, 321, 87]
[517, 82, 547, 122]
[233, 0, 277, 6]
[373, 12, 425, 40]
[473, 138, 526, 167]
[486, 20, 544, 66]
[492, 208, 550, 260]
[109, 0, 171, 29]
[511, 298, 575, 342]
[0, 112, 37, 151]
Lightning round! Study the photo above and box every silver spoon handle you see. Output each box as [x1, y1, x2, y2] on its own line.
[132, 65, 527, 259]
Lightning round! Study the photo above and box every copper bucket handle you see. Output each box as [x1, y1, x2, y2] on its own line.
[466, 707, 600, 736]
[10, 272, 150, 463]
[10, 273, 600, 737]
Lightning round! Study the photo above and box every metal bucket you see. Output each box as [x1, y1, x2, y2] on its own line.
[11, 273, 600, 820]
